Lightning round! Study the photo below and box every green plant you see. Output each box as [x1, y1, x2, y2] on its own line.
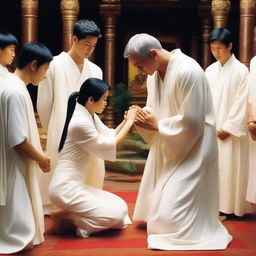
[114, 82, 131, 124]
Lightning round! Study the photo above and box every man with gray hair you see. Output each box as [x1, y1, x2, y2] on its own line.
[124, 33, 232, 250]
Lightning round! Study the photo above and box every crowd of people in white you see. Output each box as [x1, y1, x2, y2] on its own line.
[0, 20, 255, 254]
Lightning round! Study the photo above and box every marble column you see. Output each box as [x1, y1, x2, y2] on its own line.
[21, 0, 39, 45]
[239, 0, 256, 66]
[60, 0, 80, 52]
[100, 0, 120, 127]
[211, 0, 231, 28]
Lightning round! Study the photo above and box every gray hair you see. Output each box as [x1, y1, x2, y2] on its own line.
[123, 33, 162, 58]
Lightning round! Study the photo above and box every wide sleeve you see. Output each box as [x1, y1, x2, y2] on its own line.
[7, 91, 27, 148]
[37, 64, 54, 132]
[222, 68, 249, 137]
[158, 68, 206, 157]
[69, 120, 116, 161]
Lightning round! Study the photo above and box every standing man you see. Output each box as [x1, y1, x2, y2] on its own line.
[205, 28, 251, 219]
[0, 42, 52, 254]
[124, 33, 232, 250]
[37, 19, 103, 214]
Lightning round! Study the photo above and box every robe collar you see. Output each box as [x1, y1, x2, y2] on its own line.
[218, 54, 236, 70]
[61, 51, 89, 74]
[75, 102, 96, 123]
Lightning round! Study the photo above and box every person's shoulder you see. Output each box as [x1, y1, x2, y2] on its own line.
[87, 60, 103, 73]
[1, 75, 24, 100]
[233, 57, 248, 74]
[205, 62, 218, 73]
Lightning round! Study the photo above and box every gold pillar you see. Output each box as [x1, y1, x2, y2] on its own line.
[21, 0, 39, 45]
[60, 0, 80, 52]
[211, 0, 231, 28]
[100, 0, 121, 127]
[239, 0, 256, 66]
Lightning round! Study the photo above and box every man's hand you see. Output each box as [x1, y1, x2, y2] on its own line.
[248, 121, 256, 140]
[39, 155, 51, 173]
[217, 129, 231, 140]
[135, 109, 158, 130]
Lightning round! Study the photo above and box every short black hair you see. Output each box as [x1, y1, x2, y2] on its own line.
[208, 28, 232, 47]
[17, 42, 53, 69]
[0, 32, 18, 49]
[73, 19, 102, 40]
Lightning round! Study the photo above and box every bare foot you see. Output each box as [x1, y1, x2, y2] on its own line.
[218, 215, 227, 222]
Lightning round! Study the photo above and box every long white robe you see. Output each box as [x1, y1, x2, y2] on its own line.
[0, 74, 44, 254]
[205, 54, 251, 216]
[37, 52, 103, 213]
[48, 103, 131, 238]
[133, 49, 232, 250]
[247, 56, 256, 204]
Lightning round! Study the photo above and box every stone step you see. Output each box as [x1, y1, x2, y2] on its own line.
[105, 150, 146, 174]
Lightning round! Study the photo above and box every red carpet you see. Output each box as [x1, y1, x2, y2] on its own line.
[3, 191, 256, 256]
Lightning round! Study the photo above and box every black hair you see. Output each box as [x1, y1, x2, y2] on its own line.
[17, 42, 53, 69]
[59, 78, 110, 152]
[73, 19, 102, 40]
[208, 28, 232, 47]
[0, 32, 18, 49]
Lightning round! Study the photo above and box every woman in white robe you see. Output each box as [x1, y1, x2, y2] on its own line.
[48, 78, 136, 238]
[123, 33, 232, 250]
[0, 42, 52, 254]
[247, 56, 256, 212]
[0, 32, 17, 79]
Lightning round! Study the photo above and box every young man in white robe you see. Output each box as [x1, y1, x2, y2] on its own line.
[246, 55, 256, 213]
[205, 28, 251, 218]
[37, 19, 103, 214]
[123, 33, 232, 251]
[0, 42, 52, 254]
[0, 32, 17, 79]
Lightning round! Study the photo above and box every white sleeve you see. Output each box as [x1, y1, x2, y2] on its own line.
[222, 69, 249, 137]
[7, 91, 27, 148]
[69, 121, 116, 161]
[37, 65, 54, 132]
[158, 69, 205, 157]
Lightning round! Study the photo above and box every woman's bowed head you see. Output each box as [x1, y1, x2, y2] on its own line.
[59, 78, 138, 152]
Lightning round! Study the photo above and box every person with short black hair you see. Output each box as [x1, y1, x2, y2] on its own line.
[37, 19, 103, 214]
[205, 28, 251, 218]
[0, 42, 53, 253]
[0, 32, 18, 78]
[48, 78, 136, 237]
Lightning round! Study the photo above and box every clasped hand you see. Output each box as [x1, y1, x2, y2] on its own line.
[248, 122, 256, 140]
[127, 105, 158, 130]
[217, 129, 230, 140]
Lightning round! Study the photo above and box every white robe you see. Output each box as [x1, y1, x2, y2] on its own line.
[133, 49, 232, 250]
[0, 64, 8, 79]
[205, 54, 251, 216]
[247, 56, 256, 204]
[37, 52, 103, 213]
[48, 103, 131, 238]
[0, 74, 44, 253]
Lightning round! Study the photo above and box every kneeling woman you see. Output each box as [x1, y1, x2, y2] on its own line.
[48, 78, 136, 238]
